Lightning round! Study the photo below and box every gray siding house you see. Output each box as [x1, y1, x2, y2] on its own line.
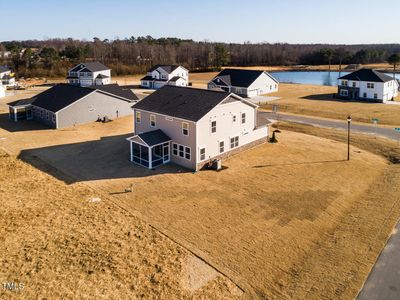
[8, 84, 138, 128]
[208, 68, 279, 97]
[128, 86, 269, 171]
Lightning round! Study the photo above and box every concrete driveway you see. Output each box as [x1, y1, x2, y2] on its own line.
[357, 221, 400, 300]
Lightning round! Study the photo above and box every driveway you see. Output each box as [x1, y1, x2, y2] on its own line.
[261, 112, 400, 141]
[357, 221, 400, 300]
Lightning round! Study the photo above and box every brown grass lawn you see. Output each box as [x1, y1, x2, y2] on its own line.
[1, 82, 400, 299]
[262, 83, 400, 126]
[0, 150, 241, 299]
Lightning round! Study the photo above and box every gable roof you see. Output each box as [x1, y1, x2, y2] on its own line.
[87, 84, 138, 101]
[8, 97, 35, 107]
[338, 69, 394, 82]
[30, 84, 95, 112]
[211, 69, 278, 87]
[69, 61, 109, 73]
[134, 129, 171, 147]
[133, 86, 231, 122]
[19, 84, 137, 113]
[148, 65, 182, 74]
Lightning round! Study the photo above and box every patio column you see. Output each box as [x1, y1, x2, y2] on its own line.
[149, 146, 153, 169]
[14, 107, 17, 122]
[129, 141, 133, 162]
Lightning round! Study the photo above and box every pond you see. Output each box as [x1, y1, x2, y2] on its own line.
[270, 71, 399, 86]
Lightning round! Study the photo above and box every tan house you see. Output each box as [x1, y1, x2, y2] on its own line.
[127, 86, 269, 170]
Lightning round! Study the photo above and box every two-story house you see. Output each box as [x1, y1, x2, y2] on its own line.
[140, 65, 189, 89]
[0, 66, 16, 87]
[67, 62, 111, 86]
[127, 86, 269, 170]
[338, 69, 398, 102]
[208, 68, 279, 98]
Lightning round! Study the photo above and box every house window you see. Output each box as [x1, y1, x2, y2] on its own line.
[52, 114, 56, 123]
[340, 89, 348, 96]
[352, 82, 356, 87]
[374, 93, 378, 99]
[232, 115, 237, 123]
[40, 110, 44, 119]
[341, 80, 348, 86]
[230, 136, 239, 149]
[179, 145, 184, 157]
[136, 111, 141, 123]
[185, 147, 191, 160]
[363, 92, 367, 98]
[219, 141, 224, 153]
[211, 120, 216, 133]
[241, 113, 246, 124]
[150, 114, 156, 127]
[200, 148, 206, 161]
[172, 143, 191, 160]
[182, 122, 189, 136]
[46, 111, 49, 120]
[367, 82, 374, 89]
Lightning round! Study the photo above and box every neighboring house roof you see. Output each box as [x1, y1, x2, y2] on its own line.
[30, 84, 95, 112]
[169, 76, 183, 82]
[339, 69, 394, 82]
[211, 68, 278, 87]
[140, 75, 154, 81]
[68, 61, 110, 73]
[133, 86, 232, 122]
[96, 74, 109, 79]
[78, 67, 91, 73]
[87, 84, 139, 101]
[12, 84, 137, 113]
[8, 98, 35, 107]
[132, 129, 171, 147]
[148, 65, 181, 73]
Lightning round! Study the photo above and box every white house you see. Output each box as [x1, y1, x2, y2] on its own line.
[0, 66, 16, 87]
[338, 69, 399, 102]
[67, 62, 111, 87]
[0, 84, 5, 98]
[208, 68, 279, 98]
[140, 65, 189, 89]
[127, 86, 269, 170]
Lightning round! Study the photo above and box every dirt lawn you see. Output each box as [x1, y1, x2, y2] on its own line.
[2, 109, 400, 299]
[261, 83, 400, 126]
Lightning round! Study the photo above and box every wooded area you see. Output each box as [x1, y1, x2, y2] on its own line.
[1, 37, 400, 77]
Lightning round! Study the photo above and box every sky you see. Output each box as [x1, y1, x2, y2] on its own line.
[1, 0, 399, 44]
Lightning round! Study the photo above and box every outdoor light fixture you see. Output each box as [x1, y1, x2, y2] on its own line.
[347, 116, 352, 161]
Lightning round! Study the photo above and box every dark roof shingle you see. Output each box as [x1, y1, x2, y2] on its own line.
[339, 69, 394, 82]
[88, 84, 138, 101]
[137, 129, 171, 147]
[211, 68, 278, 87]
[148, 65, 181, 73]
[133, 86, 230, 122]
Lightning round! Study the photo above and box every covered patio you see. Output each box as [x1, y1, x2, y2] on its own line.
[127, 129, 171, 169]
[8, 98, 35, 122]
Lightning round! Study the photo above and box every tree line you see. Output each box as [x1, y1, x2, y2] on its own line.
[1, 36, 400, 78]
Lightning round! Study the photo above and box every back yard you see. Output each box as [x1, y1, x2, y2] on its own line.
[1, 108, 400, 298]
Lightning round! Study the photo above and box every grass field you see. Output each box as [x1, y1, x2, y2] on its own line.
[262, 83, 400, 126]
[0, 149, 242, 299]
[2, 71, 400, 299]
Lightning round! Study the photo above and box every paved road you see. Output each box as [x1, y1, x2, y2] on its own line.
[260, 112, 400, 141]
[357, 221, 400, 300]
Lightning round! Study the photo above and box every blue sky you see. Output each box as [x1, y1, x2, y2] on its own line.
[1, 0, 399, 44]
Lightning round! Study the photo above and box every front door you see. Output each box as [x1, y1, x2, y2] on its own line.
[163, 144, 170, 163]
